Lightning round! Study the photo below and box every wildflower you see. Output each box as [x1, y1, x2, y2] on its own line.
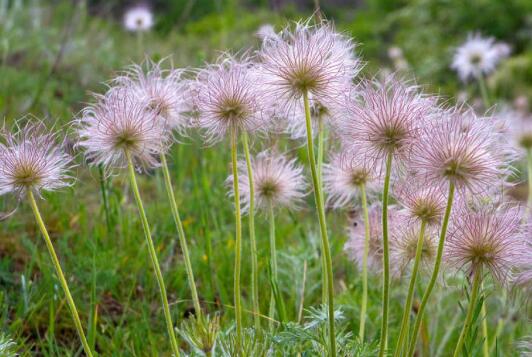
[410, 108, 508, 195]
[338, 76, 436, 167]
[113, 60, 189, 132]
[258, 20, 359, 116]
[256, 24, 277, 41]
[323, 149, 380, 209]
[390, 221, 438, 274]
[193, 56, 268, 143]
[345, 204, 403, 274]
[445, 205, 525, 283]
[451, 33, 508, 81]
[227, 151, 306, 213]
[393, 179, 447, 226]
[0, 122, 72, 198]
[77, 88, 168, 169]
[123, 5, 154, 32]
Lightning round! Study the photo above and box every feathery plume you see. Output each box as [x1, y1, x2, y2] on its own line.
[390, 221, 438, 274]
[0, 122, 72, 198]
[393, 179, 447, 226]
[123, 5, 154, 32]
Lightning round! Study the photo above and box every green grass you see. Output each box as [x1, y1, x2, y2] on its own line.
[0, 1, 531, 355]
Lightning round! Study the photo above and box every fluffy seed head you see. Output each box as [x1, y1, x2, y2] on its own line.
[258, 20, 360, 115]
[344, 203, 403, 274]
[0, 122, 72, 198]
[445, 205, 525, 283]
[451, 33, 509, 82]
[323, 149, 380, 209]
[123, 5, 154, 32]
[226, 151, 307, 213]
[393, 179, 447, 225]
[77, 88, 168, 170]
[410, 108, 508, 195]
[113, 60, 189, 133]
[338, 76, 436, 166]
[390, 221, 438, 274]
[194, 56, 268, 143]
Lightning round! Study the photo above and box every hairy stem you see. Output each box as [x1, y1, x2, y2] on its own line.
[453, 269, 483, 357]
[160, 153, 202, 320]
[27, 191, 94, 357]
[527, 149, 532, 214]
[317, 115, 328, 305]
[126, 152, 180, 356]
[242, 132, 260, 330]
[303, 91, 336, 357]
[230, 128, 243, 353]
[407, 182, 455, 356]
[359, 183, 370, 341]
[481, 284, 489, 357]
[378, 153, 393, 357]
[268, 203, 279, 329]
[394, 220, 427, 356]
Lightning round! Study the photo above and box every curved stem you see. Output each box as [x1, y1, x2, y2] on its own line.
[394, 220, 427, 356]
[478, 75, 490, 109]
[242, 132, 260, 330]
[230, 128, 243, 353]
[480, 284, 489, 357]
[407, 182, 455, 356]
[27, 191, 94, 357]
[126, 152, 180, 357]
[527, 149, 532, 214]
[160, 153, 202, 320]
[317, 115, 327, 305]
[359, 183, 370, 341]
[453, 269, 483, 357]
[378, 153, 393, 357]
[268, 203, 278, 330]
[303, 91, 336, 357]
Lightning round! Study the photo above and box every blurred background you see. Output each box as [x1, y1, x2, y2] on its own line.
[0, 0, 531, 355]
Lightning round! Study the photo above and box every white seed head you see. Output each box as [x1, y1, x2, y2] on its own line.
[0, 122, 72, 198]
[77, 87, 169, 170]
[123, 5, 154, 32]
[226, 151, 307, 213]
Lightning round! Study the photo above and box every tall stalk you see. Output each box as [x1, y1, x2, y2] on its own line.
[230, 128, 243, 352]
[359, 183, 370, 341]
[125, 152, 180, 357]
[478, 75, 490, 109]
[453, 269, 483, 357]
[27, 191, 94, 357]
[378, 153, 393, 357]
[160, 153, 202, 320]
[303, 91, 336, 357]
[480, 284, 489, 357]
[527, 149, 532, 213]
[407, 182, 456, 356]
[394, 220, 427, 356]
[268, 203, 278, 329]
[241, 132, 260, 330]
[317, 116, 328, 305]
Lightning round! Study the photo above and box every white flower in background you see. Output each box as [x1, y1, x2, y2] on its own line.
[123, 5, 154, 32]
[451, 33, 509, 81]
[256, 24, 277, 41]
[387, 46, 403, 60]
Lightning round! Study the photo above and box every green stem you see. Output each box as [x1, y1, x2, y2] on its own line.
[98, 164, 112, 233]
[453, 269, 483, 357]
[27, 191, 94, 357]
[480, 284, 489, 357]
[160, 153, 202, 320]
[394, 220, 427, 356]
[527, 149, 532, 214]
[359, 183, 370, 341]
[378, 153, 393, 357]
[317, 116, 327, 306]
[303, 91, 336, 357]
[478, 75, 490, 109]
[230, 128, 243, 353]
[407, 182, 455, 356]
[126, 152, 180, 357]
[242, 132, 260, 330]
[268, 203, 278, 330]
